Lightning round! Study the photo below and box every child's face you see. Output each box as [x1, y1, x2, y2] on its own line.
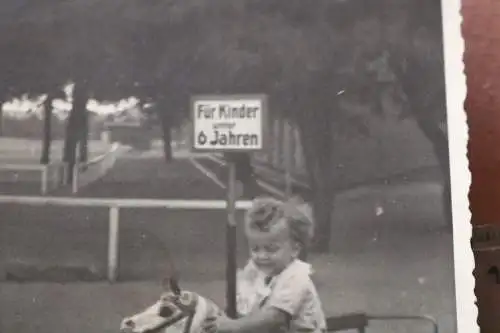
[246, 219, 300, 276]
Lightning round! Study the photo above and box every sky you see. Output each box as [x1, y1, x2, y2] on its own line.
[2, 96, 139, 115]
[1, 83, 139, 116]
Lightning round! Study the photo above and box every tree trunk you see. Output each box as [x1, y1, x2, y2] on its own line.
[272, 118, 282, 168]
[79, 110, 89, 164]
[391, 51, 452, 231]
[298, 117, 334, 253]
[288, 122, 297, 174]
[413, 111, 452, 230]
[40, 94, 55, 165]
[0, 95, 6, 137]
[0, 106, 3, 137]
[159, 114, 173, 162]
[63, 83, 88, 183]
[63, 109, 78, 183]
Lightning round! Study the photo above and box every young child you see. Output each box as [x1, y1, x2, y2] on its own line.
[203, 197, 326, 333]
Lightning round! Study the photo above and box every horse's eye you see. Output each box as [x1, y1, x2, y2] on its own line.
[159, 304, 174, 318]
[179, 292, 194, 306]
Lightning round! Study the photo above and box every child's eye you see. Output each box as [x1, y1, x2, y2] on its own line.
[251, 246, 260, 253]
[264, 245, 280, 252]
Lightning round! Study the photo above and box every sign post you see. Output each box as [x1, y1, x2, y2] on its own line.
[226, 161, 237, 318]
[191, 94, 267, 318]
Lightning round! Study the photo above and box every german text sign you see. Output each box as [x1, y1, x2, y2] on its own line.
[191, 95, 267, 152]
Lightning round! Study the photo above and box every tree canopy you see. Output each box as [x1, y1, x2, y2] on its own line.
[0, 0, 448, 250]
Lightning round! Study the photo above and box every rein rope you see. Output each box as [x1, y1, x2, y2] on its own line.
[142, 278, 198, 333]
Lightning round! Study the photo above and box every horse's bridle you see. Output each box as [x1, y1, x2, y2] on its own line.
[142, 278, 197, 333]
[141, 310, 194, 333]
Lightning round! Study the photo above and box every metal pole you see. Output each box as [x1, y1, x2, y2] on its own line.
[226, 161, 238, 318]
[108, 206, 120, 282]
[367, 315, 439, 333]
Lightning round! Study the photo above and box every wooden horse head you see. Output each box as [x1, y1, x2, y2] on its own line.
[121, 277, 223, 333]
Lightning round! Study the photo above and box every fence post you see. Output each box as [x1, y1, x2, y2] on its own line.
[108, 206, 120, 282]
[72, 162, 79, 194]
[41, 166, 48, 195]
[73, 142, 81, 193]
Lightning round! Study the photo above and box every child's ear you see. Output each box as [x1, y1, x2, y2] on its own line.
[169, 277, 182, 295]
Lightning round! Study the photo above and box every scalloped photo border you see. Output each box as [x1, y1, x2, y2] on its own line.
[442, 0, 477, 332]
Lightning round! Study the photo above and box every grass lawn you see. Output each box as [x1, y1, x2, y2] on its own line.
[76, 157, 226, 200]
[0, 156, 456, 333]
[0, 138, 114, 195]
[0, 228, 455, 333]
[0, 138, 110, 161]
[0, 158, 233, 282]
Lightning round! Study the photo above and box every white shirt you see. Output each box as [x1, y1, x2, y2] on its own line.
[237, 259, 326, 333]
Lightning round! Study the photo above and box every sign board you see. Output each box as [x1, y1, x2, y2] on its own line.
[191, 94, 267, 152]
[190, 94, 268, 318]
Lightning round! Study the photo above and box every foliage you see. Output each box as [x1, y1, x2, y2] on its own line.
[0, 0, 450, 246]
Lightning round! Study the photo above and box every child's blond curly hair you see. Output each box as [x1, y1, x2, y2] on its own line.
[244, 196, 314, 249]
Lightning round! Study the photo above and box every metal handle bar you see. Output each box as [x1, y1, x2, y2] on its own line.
[326, 312, 439, 333]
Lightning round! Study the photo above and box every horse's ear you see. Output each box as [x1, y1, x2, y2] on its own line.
[161, 275, 182, 296]
[169, 277, 182, 296]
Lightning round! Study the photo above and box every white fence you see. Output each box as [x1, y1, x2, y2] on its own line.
[0, 195, 253, 282]
[71, 143, 121, 194]
[0, 143, 122, 195]
[0, 162, 67, 194]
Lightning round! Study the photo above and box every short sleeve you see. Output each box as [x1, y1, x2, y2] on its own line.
[266, 270, 310, 316]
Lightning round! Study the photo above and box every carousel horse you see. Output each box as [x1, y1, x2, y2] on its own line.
[120, 264, 288, 333]
[120, 278, 224, 333]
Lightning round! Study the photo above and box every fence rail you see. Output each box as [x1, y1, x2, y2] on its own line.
[0, 162, 67, 194]
[0, 142, 120, 196]
[71, 142, 122, 194]
[0, 195, 253, 281]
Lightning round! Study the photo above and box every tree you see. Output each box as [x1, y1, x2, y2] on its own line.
[101, 0, 381, 251]
[214, 1, 375, 251]
[37, 0, 136, 181]
[55, 0, 450, 241]
[0, 20, 58, 137]
[369, 0, 451, 229]
[40, 91, 67, 164]
[0, 0, 449, 249]
[143, 99, 177, 162]
[219, 0, 451, 248]
[402, 5, 452, 230]
[0, 0, 132, 175]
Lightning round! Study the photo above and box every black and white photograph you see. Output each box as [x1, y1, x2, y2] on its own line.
[0, 1, 473, 333]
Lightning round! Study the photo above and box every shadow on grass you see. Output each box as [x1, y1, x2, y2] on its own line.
[1, 205, 249, 283]
[76, 157, 226, 199]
